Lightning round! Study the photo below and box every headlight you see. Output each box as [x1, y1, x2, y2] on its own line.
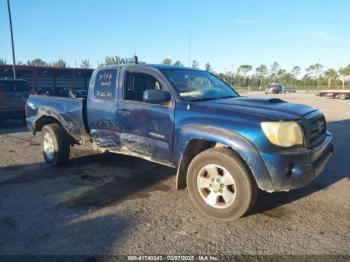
[261, 121, 304, 147]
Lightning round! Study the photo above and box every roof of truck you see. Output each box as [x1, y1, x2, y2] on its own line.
[103, 64, 201, 71]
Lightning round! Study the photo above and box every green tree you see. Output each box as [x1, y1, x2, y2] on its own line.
[238, 64, 253, 87]
[28, 58, 47, 66]
[205, 62, 212, 72]
[277, 69, 286, 79]
[255, 64, 268, 86]
[269, 62, 280, 82]
[173, 60, 184, 67]
[80, 59, 91, 68]
[192, 60, 199, 69]
[161, 58, 172, 65]
[291, 66, 301, 79]
[324, 69, 338, 88]
[104, 56, 134, 66]
[279, 72, 294, 85]
[0, 58, 6, 64]
[105, 56, 119, 66]
[338, 66, 350, 89]
[305, 63, 323, 88]
[291, 66, 301, 86]
[52, 59, 67, 68]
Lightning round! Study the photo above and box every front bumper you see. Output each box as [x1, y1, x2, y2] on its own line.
[260, 131, 334, 192]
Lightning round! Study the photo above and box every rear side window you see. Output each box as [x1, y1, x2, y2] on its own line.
[94, 69, 117, 99]
[0, 81, 32, 92]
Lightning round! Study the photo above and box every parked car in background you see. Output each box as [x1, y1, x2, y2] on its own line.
[265, 83, 282, 94]
[0, 79, 34, 121]
[265, 83, 296, 94]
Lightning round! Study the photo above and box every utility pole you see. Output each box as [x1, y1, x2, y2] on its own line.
[7, 0, 17, 79]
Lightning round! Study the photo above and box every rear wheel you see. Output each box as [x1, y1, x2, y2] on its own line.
[40, 123, 70, 166]
[187, 148, 258, 221]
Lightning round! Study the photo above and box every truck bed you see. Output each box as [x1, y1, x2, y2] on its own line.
[26, 95, 90, 142]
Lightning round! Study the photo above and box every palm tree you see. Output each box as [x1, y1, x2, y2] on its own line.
[338, 66, 350, 89]
[270, 62, 280, 82]
[291, 66, 301, 87]
[324, 69, 337, 88]
[255, 64, 268, 87]
[238, 65, 253, 87]
[306, 63, 323, 89]
[80, 59, 91, 68]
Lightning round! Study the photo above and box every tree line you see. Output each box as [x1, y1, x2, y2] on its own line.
[0, 56, 143, 69]
[161, 59, 350, 89]
[219, 62, 350, 90]
[1, 56, 349, 89]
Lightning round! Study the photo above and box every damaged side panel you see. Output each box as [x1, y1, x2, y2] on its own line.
[26, 95, 90, 143]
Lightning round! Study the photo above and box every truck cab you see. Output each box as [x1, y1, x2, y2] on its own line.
[87, 65, 177, 166]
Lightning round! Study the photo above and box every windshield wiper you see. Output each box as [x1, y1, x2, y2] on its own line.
[216, 95, 237, 100]
[190, 95, 237, 102]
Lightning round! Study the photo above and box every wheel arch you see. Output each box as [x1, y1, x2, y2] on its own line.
[175, 125, 274, 191]
[35, 115, 77, 145]
[35, 115, 62, 132]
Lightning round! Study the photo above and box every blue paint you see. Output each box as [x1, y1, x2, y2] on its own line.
[26, 64, 334, 192]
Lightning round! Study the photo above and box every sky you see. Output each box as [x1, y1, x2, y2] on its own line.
[0, 0, 349, 73]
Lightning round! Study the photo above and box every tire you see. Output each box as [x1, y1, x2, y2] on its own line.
[187, 148, 258, 221]
[40, 123, 70, 166]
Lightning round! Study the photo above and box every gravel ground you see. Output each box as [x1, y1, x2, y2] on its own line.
[0, 92, 349, 255]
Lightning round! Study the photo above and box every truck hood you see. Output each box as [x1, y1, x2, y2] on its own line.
[191, 97, 317, 121]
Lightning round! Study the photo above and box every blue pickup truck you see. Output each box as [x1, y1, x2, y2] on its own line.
[26, 64, 333, 220]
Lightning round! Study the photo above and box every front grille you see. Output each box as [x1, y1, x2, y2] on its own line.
[304, 113, 326, 148]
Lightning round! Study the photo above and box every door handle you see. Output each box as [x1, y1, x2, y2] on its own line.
[119, 109, 130, 116]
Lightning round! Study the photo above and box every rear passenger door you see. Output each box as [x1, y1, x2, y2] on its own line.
[87, 68, 120, 148]
[117, 68, 174, 165]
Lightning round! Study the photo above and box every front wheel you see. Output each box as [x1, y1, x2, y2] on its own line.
[187, 148, 258, 221]
[40, 123, 70, 166]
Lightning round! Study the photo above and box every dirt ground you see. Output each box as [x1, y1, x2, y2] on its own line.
[0, 92, 349, 255]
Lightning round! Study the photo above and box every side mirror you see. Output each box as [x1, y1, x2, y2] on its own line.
[143, 89, 171, 104]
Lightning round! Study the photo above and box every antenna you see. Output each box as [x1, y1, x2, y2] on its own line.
[188, 29, 191, 67]
[133, 55, 139, 64]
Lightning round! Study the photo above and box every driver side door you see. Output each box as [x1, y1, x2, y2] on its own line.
[117, 68, 174, 165]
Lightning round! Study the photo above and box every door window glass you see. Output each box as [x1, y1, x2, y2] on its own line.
[124, 72, 163, 102]
[94, 69, 117, 99]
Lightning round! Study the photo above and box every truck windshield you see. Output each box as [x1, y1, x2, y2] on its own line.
[161, 69, 239, 101]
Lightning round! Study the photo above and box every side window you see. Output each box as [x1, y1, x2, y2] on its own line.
[94, 69, 117, 99]
[124, 72, 163, 102]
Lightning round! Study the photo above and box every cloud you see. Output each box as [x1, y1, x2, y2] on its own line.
[234, 19, 254, 24]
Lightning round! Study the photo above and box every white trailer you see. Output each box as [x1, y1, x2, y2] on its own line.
[318, 90, 350, 100]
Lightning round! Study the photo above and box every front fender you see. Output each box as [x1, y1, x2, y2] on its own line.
[175, 124, 274, 192]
